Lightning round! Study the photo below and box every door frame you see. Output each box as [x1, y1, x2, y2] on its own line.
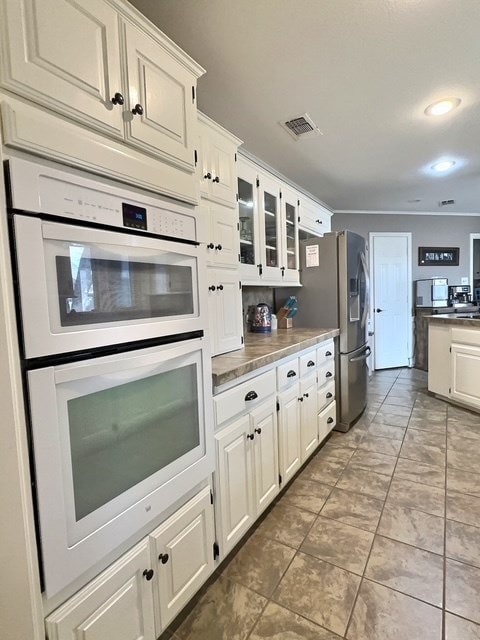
[470, 233, 480, 296]
[368, 232, 413, 371]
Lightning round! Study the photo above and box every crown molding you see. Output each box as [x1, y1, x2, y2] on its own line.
[334, 209, 480, 217]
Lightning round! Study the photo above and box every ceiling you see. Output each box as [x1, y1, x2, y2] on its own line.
[130, 0, 480, 214]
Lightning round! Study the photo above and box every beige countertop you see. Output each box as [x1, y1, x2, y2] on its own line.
[426, 313, 480, 326]
[211, 327, 339, 389]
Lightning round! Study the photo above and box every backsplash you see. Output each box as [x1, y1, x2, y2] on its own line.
[241, 286, 274, 331]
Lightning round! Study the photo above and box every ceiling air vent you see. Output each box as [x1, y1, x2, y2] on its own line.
[439, 199, 455, 206]
[280, 113, 323, 140]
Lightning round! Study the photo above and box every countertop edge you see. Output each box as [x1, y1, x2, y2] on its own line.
[212, 328, 339, 389]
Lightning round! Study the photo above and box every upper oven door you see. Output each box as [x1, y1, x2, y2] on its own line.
[14, 215, 204, 358]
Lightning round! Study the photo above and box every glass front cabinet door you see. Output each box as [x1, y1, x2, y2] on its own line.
[238, 158, 261, 282]
[258, 171, 281, 282]
[280, 186, 299, 283]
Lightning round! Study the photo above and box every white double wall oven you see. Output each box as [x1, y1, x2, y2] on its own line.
[7, 158, 214, 599]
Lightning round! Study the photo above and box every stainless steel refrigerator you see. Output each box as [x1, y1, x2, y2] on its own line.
[293, 231, 370, 432]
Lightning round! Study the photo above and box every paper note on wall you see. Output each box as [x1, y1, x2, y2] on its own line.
[305, 245, 319, 267]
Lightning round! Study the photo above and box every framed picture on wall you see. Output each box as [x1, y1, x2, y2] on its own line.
[418, 246, 459, 266]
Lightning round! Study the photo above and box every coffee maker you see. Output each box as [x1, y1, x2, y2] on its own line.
[448, 285, 472, 307]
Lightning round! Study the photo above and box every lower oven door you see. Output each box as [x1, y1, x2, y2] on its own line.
[14, 214, 204, 359]
[27, 337, 213, 598]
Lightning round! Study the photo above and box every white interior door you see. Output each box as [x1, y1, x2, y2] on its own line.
[370, 232, 412, 370]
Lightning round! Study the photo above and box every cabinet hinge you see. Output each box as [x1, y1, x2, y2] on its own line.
[256, 178, 260, 188]
[298, 216, 301, 223]
[279, 474, 282, 485]
[241, 336, 244, 344]
[192, 86, 196, 103]
[449, 346, 452, 352]
[276, 400, 280, 412]
[194, 149, 198, 166]
[449, 387, 451, 394]
[236, 193, 239, 201]
[213, 542, 220, 560]
[210, 490, 214, 505]
[235, 153, 237, 162]
[239, 280, 242, 289]
[237, 222, 240, 231]
[279, 191, 282, 199]
[297, 199, 300, 206]
[238, 253, 241, 262]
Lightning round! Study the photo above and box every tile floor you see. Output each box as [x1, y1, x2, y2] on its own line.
[162, 368, 480, 640]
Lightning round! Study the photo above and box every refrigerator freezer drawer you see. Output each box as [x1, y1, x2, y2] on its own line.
[335, 344, 370, 432]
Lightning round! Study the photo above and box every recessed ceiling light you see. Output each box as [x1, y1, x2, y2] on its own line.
[424, 97, 461, 116]
[432, 160, 456, 172]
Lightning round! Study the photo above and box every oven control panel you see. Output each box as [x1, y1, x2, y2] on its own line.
[7, 158, 198, 243]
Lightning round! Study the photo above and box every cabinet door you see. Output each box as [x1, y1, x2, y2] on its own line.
[207, 269, 243, 356]
[151, 487, 215, 630]
[280, 187, 299, 284]
[238, 160, 261, 282]
[298, 196, 329, 236]
[451, 343, 480, 409]
[250, 399, 280, 516]
[45, 540, 156, 640]
[0, 0, 123, 138]
[278, 383, 302, 485]
[215, 414, 255, 556]
[209, 128, 238, 207]
[258, 172, 282, 281]
[123, 20, 197, 170]
[300, 374, 319, 462]
[205, 204, 239, 268]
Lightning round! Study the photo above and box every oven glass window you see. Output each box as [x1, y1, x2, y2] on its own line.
[68, 364, 199, 521]
[55, 242, 195, 326]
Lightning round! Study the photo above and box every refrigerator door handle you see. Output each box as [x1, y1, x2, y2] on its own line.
[349, 346, 371, 363]
[360, 251, 370, 329]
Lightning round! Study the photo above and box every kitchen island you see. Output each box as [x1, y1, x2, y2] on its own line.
[211, 327, 339, 390]
[427, 314, 480, 411]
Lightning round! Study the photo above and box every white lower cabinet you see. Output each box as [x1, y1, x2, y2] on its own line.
[46, 487, 215, 640]
[45, 540, 156, 640]
[251, 400, 280, 515]
[207, 268, 243, 356]
[150, 487, 215, 629]
[300, 373, 319, 462]
[451, 343, 480, 410]
[277, 382, 302, 485]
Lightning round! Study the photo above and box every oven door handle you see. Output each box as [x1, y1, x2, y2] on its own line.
[349, 346, 371, 363]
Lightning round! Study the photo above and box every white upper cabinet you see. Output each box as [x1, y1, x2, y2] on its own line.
[238, 157, 262, 281]
[280, 186, 300, 283]
[258, 170, 282, 282]
[298, 195, 332, 236]
[0, 0, 203, 173]
[198, 113, 242, 208]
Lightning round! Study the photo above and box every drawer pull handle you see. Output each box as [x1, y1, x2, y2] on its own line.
[307, 360, 315, 367]
[247, 433, 255, 440]
[254, 428, 262, 435]
[245, 390, 258, 401]
[325, 351, 332, 356]
[287, 370, 297, 378]
[143, 569, 154, 581]
[326, 371, 333, 378]
[327, 417, 334, 424]
[158, 553, 169, 565]
[326, 392, 333, 399]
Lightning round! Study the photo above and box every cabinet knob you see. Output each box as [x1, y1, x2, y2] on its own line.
[254, 427, 262, 435]
[307, 360, 315, 367]
[111, 92, 124, 105]
[132, 103, 144, 116]
[247, 433, 255, 440]
[326, 392, 333, 399]
[327, 417, 334, 424]
[207, 242, 215, 249]
[326, 371, 333, 378]
[325, 351, 332, 357]
[287, 370, 297, 378]
[298, 397, 304, 402]
[281, 267, 285, 276]
[208, 285, 216, 291]
[143, 569, 154, 581]
[213, 176, 220, 183]
[303, 392, 309, 398]
[204, 172, 212, 180]
[217, 284, 224, 291]
[315, 219, 323, 224]
[215, 244, 223, 251]
[245, 390, 258, 401]
[158, 553, 169, 564]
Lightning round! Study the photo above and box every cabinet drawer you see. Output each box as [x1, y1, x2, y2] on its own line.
[318, 401, 337, 443]
[299, 350, 317, 377]
[215, 369, 276, 427]
[277, 358, 300, 391]
[318, 361, 335, 386]
[317, 380, 336, 412]
[317, 340, 335, 367]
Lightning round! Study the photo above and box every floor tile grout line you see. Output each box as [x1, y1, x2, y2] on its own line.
[442, 404, 451, 640]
